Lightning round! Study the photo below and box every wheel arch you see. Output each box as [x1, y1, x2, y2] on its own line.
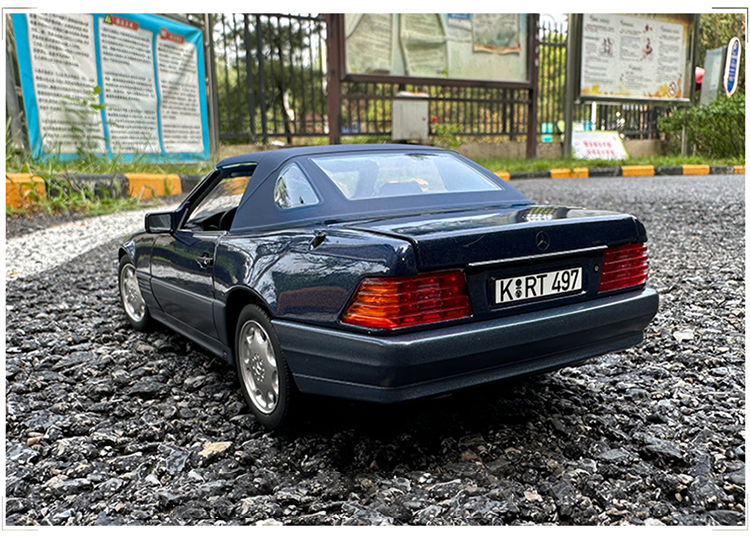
[119, 240, 136, 263]
[222, 286, 274, 364]
[118, 246, 131, 262]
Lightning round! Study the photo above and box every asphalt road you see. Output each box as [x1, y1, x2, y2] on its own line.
[5, 174, 746, 526]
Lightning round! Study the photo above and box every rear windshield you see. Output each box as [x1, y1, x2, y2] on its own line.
[311, 153, 502, 201]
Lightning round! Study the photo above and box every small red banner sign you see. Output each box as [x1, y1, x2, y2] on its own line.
[104, 14, 139, 31]
[160, 27, 185, 44]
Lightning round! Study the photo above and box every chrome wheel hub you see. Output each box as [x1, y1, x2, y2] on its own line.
[120, 263, 145, 322]
[238, 320, 279, 414]
[251, 353, 265, 381]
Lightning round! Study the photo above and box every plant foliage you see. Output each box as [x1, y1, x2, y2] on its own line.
[658, 95, 745, 159]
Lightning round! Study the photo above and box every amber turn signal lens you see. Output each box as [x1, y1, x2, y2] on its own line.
[342, 270, 472, 329]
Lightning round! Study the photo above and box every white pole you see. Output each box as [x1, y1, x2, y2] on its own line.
[591, 102, 597, 131]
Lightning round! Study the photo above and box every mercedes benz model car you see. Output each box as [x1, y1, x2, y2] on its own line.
[118, 144, 658, 429]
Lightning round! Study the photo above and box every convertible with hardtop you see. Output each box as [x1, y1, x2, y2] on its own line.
[118, 144, 658, 429]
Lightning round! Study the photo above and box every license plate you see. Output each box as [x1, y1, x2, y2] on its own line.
[495, 267, 583, 304]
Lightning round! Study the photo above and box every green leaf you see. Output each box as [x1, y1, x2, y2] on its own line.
[93, 86, 101, 95]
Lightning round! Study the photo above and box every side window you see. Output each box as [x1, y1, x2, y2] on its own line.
[274, 164, 319, 209]
[185, 173, 252, 230]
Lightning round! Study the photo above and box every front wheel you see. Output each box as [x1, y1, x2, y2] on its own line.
[235, 305, 295, 430]
[118, 256, 153, 331]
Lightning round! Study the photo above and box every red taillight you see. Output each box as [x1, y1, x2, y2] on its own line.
[342, 270, 473, 329]
[599, 243, 648, 293]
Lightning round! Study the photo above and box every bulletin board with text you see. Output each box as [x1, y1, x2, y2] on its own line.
[12, 13, 210, 162]
[578, 13, 696, 103]
[344, 14, 531, 85]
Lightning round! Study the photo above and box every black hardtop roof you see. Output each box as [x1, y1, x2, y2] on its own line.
[216, 143, 449, 170]
[221, 142, 532, 232]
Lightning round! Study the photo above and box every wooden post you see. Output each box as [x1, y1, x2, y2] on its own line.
[526, 14, 540, 159]
[325, 14, 342, 145]
[563, 14, 580, 158]
[683, 14, 701, 157]
[255, 15, 269, 144]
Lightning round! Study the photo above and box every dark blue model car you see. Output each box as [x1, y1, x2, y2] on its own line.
[119, 144, 658, 429]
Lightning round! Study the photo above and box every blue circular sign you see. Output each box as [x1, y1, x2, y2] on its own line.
[725, 37, 741, 96]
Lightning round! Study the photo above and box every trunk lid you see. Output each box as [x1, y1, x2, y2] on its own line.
[340, 205, 646, 271]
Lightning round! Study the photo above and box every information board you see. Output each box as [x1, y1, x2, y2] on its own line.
[571, 131, 628, 160]
[580, 14, 693, 102]
[345, 13, 529, 83]
[12, 13, 209, 162]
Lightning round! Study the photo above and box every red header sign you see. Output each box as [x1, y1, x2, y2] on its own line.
[160, 27, 185, 44]
[104, 14, 139, 31]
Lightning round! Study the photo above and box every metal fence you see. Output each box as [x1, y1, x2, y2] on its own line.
[339, 82, 531, 139]
[208, 14, 665, 145]
[211, 13, 328, 143]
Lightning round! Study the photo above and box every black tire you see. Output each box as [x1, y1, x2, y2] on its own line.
[235, 304, 295, 430]
[118, 256, 153, 331]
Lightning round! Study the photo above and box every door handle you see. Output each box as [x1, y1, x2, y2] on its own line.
[196, 254, 214, 268]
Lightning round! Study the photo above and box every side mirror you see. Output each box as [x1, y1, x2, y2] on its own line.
[145, 212, 175, 233]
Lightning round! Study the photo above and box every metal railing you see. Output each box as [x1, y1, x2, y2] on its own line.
[209, 13, 665, 145]
[339, 82, 531, 139]
[211, 13, 328, 143]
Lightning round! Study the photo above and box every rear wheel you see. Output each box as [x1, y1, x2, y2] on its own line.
[118, 256, 153, 331]
[235, 305, 294, 430]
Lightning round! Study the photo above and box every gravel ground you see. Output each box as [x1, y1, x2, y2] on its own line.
[5, 175, 745, 526]
[5, 200, 181, 282]
[4, 195, 187, 240]
[6, 212, 91, 239]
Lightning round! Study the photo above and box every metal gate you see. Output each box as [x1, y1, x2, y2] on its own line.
[199, 13, 668, 146]
[211, 13, 328, 144]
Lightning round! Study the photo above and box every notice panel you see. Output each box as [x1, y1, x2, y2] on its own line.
[580, 14, 692, 101]
[25, 13, 105, 154]
[344, 13, 529, 83]
[156, 30, 204, 153]
[12, 13, 209, 162]
[99, 15, 160, 154]
[345, 14, 394, 74]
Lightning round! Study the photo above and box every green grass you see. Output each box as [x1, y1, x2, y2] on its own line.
[5, 176, 167, 218]
[6, 152, 215, 176]
[475, 155, 745, 174]
[5, 146, 212, 217]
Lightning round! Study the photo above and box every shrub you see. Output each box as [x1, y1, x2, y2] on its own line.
[659, 94, 745, 159]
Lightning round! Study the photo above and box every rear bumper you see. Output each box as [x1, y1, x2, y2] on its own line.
[273, 287, 658, 403]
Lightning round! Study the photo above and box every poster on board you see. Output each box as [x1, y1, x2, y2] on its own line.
[580, 13, 692, 101]
[345, 13, 529, 83]
[345, 14, 394, 75]
[571, 131, 629, 160]
[472, 14, 521, 54]
[400, 14, 449, 77]
[12, 12, 209, 162]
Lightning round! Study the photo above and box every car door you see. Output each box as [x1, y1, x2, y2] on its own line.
[150, 171, 253, 340]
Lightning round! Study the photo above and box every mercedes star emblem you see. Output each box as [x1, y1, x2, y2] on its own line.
[535, 231, 551, 251]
